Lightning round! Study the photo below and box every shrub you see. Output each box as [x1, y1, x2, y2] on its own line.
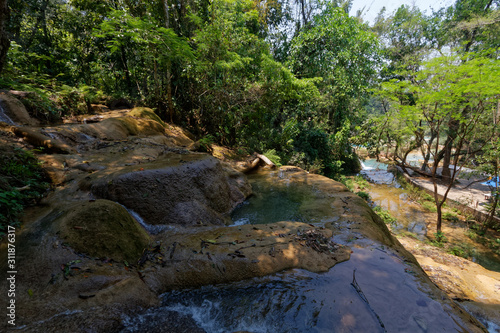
[373, 206, 397, 225]
[430, 231, 447, 247]
[0, 147, 50, 238]
[356, 191, 371, 201]
[198, 135, 215, 153]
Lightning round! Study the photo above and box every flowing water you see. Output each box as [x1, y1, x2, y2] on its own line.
[123, 247, 465, 333]
[122, 170, 481, 333]
[0, 102, 16, 125]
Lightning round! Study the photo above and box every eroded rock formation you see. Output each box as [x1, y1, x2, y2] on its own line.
[0, 104, 489, 332]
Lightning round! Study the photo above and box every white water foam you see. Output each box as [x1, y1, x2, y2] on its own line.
[486, 320, 500, 333]
[230, 217, 251, 226]
[163, 301, 269, 333]
[121, 204, 174, 235]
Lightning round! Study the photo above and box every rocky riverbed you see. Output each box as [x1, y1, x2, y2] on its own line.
[0, 93, 490, 332]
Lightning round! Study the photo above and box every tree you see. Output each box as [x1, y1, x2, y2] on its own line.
[373, 5, 436, 82]
[94, 8, 194, 115]
[392, 54, 500, 232]
[0, 0, 9, 74]
[288, 3, 379, 173]
[443, 0, 500, 53]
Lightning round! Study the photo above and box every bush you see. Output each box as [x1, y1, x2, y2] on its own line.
[356, 191, 371, 201]
[373, 206, 397, 225]
[421, 201, 437, 212]
[0, 147, 50, 238]
[447, 244, 474, 259]
[198, 135, 215, 153]
[430, 231, 447, 247]
[18, 91, 62, 123]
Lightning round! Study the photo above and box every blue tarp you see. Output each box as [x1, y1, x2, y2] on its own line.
[481, 177, 499, 188]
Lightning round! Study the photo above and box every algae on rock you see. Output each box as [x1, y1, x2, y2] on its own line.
[56, 199, 150, 262]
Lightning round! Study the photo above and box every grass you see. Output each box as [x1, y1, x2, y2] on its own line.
[442, 211, 459, 222]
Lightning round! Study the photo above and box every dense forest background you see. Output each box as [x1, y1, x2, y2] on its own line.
[0, 0, 498, 180]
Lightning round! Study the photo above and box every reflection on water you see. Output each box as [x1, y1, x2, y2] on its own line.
[230, 170, 337, 225]
[123, 248, 467, 333]
[369, 185, 430, 238]
[230, 180, 307, 225]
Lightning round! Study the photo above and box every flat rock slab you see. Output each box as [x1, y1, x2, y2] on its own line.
[142, 221, 351, 292]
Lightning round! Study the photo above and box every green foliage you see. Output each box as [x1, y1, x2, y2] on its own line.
[263, 149, 282, 167]
[7, 0, 497, 191]
[198, 135, 215, 153]
[432, 231, 448, 247]
[373, 206, 397, 225]
[356, 191, 371, 201]
[0, 147, 50, 238]
[442, 211, 459, 222]
[421, 201, 437, 213]
[354, 175, 370, 190]
[447, 243, 474, 259]
[337, 175, 354, 191]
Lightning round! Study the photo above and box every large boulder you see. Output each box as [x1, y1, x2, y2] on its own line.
[86, 153, 251, 226]
[55, 199, 151, 263]
[0, 92, 39, 126]
[129, 107, 165, 127]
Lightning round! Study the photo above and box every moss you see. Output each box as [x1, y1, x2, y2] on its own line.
[114, 117, 139, 135]
[129, 107, 165, 127]
[57, 200, 151, 263]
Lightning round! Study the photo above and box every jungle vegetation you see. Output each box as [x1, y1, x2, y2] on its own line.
[0, 0, 499, 232]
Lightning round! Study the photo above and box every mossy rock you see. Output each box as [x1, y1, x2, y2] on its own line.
[129, 107, 165, 127]
[56, 200, 150, 263]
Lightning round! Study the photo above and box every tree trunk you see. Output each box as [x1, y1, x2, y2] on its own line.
[0, 0, 10, 74]
[421, 132, 436, 172]
[120, 47, 133, 96]
[482, 192, 499, 233]
[441, 141, 452, 183]
[441, 117, 460, 183]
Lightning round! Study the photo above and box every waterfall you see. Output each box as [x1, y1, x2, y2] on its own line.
[120, 204, 174, 235]
[359, 159, 369, 170]
[0, 102, 16, 125]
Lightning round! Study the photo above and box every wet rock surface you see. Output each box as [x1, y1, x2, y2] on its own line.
[141, 221, 351, 293]
[0, 107, 489, 332]
[88, 154, 250, 226]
